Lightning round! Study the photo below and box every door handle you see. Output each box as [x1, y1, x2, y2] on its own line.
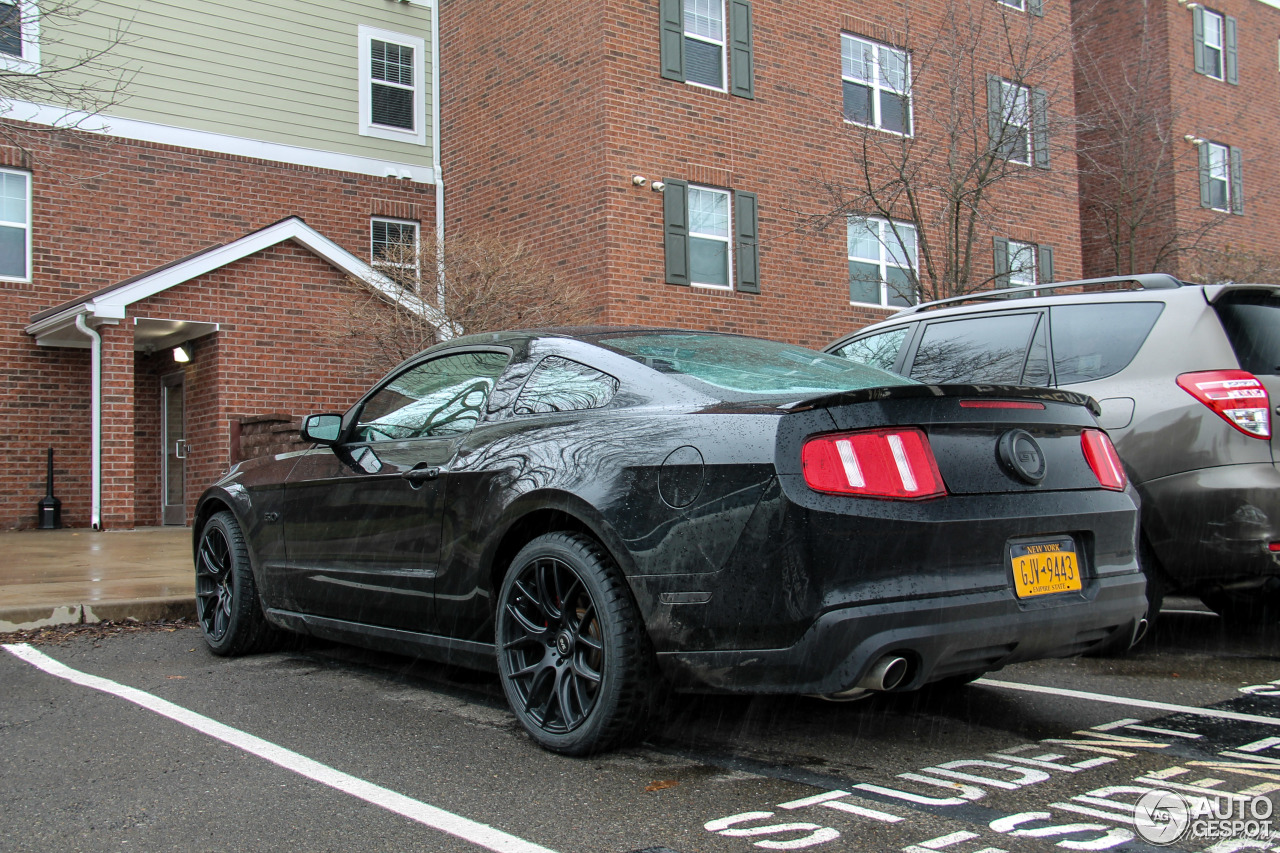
[174, 441, 189, 459]
[401, 466, 440, 485]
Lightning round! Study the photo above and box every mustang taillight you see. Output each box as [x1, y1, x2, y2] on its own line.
[1081, 429, 1127, 491]
[802, 428, 946, 500]
[1176, 370, 1271, 439]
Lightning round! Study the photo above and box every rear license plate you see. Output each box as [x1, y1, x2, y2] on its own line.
[1011, 538, 1082, 598]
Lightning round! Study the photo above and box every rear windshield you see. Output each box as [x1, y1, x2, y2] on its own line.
[1216, 291, 1280, 376]
[1049, 302, 1164, 384]
[596, 333, 916, 396]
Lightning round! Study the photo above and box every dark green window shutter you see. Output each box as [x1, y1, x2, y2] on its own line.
[1224, 16, 1238, 84]
[729, 0, 754, 99]
[734, 190, 759, 293]
[1028, 0, 1044, 17]
[987, 75, 1003, 152]
[1198, 142, 1212, 208]
[993, 237, 1011, 288]
[1192, 6, 1207, 75]
[1032, 87, 1050, 169]
[1229, 146, 1244, 215]
[1037, 244, 1054, 284]
[663, 179, 690, 285]
[660, 0, 685, 82]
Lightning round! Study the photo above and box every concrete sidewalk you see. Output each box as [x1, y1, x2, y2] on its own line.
[0, 527, 195, 631]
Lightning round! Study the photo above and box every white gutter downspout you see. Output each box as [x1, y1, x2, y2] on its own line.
[432, 0, 448, 338]
[74, 313, 102, 530]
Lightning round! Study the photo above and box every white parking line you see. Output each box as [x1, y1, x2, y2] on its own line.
[977, 678, 1280, 726]
[3, 643, 559, 853]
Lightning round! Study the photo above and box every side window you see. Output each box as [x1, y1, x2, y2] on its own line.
[1049, 303, 1164, 384]
[358, 25, 427, 145]
[832, 327, 909, 373]
[662, 179, 760, 293]
[1192, 6, 1237, 84]
[660, 0, 754, 98]
[0, 0, 39, 73]
[0, 168, 30, 281]
[357, 351, 509, 442]
[909, 313, 1039, 384]
[514, 357, 619, 415]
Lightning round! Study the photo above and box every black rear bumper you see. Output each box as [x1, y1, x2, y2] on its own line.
[655, 572, 1146, 694]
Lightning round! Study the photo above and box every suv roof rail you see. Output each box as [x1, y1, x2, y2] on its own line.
[891, 273, 1184, 316]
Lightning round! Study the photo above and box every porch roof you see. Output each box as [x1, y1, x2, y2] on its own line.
[26, 216, 444, 349]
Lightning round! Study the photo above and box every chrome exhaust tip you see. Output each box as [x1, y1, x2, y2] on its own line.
[857, 654, 911, 692]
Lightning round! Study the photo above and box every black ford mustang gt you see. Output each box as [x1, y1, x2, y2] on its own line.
[194, 329, 1146, 754]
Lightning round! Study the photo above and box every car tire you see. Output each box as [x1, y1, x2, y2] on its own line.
[195, 511, 280, 656]
[496, 532, 653, 756]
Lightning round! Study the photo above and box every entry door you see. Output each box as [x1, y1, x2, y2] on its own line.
[162, 374, 187, 525]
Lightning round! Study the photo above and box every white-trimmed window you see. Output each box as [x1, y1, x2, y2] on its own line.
[848, 217, 917, 307]
[0, 0, 39, 73]
[993, 79, 1031, 164]
[997, 0, 1026, 11]
[1201, 9, 1224, 80]
[1203, 141, 1231, 212]
[1007, 240, 1037, 287]
[994, 237, 1053, 289]
[841, 34, 912, 136]
[684, 0, 726, 90]
[0, 168, 31, 282]
[358, 26, 426, 145]
[688, 185, 732, 288]
[370, 217, 420, 277]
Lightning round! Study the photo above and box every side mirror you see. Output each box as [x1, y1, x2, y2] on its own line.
[301, 413, 344, 445]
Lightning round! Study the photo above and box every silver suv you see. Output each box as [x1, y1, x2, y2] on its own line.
[826, 274, 1280, 627]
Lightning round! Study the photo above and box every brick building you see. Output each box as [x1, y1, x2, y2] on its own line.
[439, 0, 1085, 346]
[1, 0, 440, 529]
[1072, 0, 1280, 278]
[2, 0, 1088, 530]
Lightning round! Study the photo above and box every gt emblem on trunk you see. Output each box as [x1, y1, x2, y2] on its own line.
[998, 429, 1047, 485]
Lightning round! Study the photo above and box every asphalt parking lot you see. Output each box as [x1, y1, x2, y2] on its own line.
[4, 601, 1279, 853]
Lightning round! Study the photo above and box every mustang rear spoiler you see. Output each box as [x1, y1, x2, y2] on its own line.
[781, 383, 1102, 417]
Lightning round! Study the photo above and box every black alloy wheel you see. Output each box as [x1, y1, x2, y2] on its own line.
[195, 511, 277, 656]
[496, 533, 652, 755]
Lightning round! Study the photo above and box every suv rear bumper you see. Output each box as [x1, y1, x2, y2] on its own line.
[1141, 462, 1280, 587]
[655, 573, 1146, 694]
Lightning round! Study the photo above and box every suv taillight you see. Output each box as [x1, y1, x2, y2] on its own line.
[1176, 370, 1271, 439]
[1081, 429, 1127, 491]
[802, 428, 946, 500]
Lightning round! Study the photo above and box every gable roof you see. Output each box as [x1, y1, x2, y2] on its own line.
[26, 217, 446, 347]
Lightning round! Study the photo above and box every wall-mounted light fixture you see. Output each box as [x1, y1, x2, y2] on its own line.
[651, 181, 666, 192]
[172, 344, 192, 363]
[1184, 134, 1205, 146]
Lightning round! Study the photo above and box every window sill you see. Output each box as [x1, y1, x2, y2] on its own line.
[691, 282, 734, 292]
[842, 119, 913, 138]
[849, 300, 903, 310]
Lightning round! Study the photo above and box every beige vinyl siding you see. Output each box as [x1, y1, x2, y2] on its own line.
[44, 0, 433, 165]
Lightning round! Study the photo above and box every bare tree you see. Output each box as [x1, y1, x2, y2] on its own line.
[0, 0, 133, 150]
[808, 0, 1078, 302]
[330, 234, 598, 376]
[1072, 0, 1230, 277]
[1183, 245, 1280, 285]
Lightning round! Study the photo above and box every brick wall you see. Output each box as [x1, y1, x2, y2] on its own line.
[441, 0, 1084, 350]
[0, 125, 435, 529]
[1074, 0, 1280, 278]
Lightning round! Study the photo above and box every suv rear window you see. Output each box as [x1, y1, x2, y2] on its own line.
[1049, 303, 1163, 384]
[1215, 291, 1280, 377]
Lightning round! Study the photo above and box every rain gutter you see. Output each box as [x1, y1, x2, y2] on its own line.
[73, 312, 102, 530]
[431, 1, 449, 338]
